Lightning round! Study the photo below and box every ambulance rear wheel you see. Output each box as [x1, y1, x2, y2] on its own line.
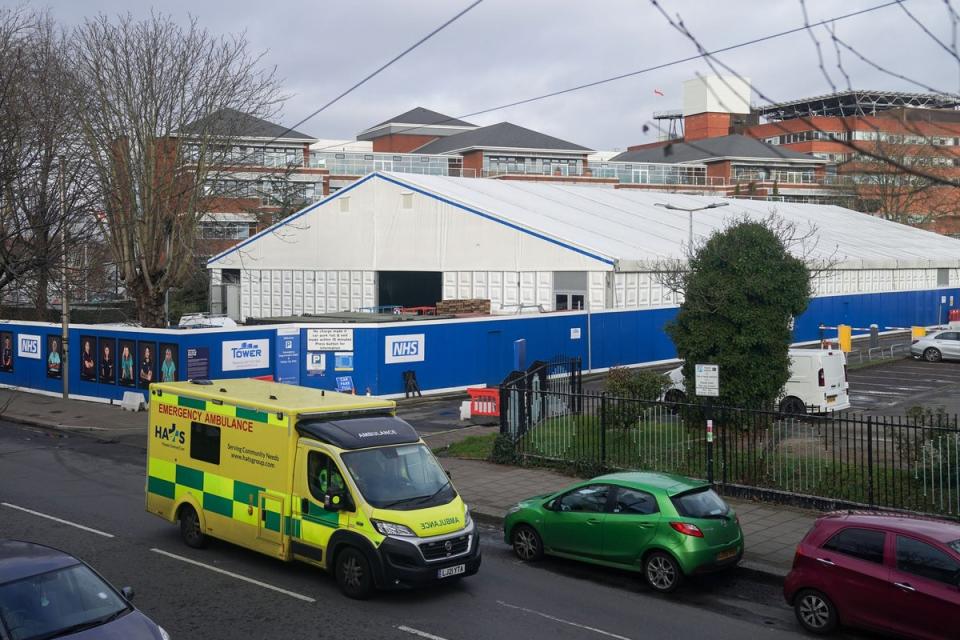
[335, 547, 373, 599]
[179, 505, 207, 549]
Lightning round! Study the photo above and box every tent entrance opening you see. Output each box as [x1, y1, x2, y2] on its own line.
[378, 272, 442, 308]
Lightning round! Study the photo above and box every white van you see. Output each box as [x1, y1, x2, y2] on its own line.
[663, 349, 850, 414]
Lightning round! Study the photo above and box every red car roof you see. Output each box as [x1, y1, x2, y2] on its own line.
[820, 511, 960, 543]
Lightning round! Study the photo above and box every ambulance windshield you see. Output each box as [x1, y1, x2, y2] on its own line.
[341, 444, 455, 510]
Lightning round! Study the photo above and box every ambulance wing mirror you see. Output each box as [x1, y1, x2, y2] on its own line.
[324, 489, 348, 512]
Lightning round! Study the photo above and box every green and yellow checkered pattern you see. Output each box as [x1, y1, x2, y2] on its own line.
[148, 458, 345, 540]
[147, 457, 275, 528]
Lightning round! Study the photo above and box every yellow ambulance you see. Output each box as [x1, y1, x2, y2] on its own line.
[145, 378, 480, 598]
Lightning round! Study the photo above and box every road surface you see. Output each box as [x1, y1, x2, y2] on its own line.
[0, 421, 864, 640]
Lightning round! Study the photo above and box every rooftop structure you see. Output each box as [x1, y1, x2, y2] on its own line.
[612, 134, 820, 165]
[756, 90, 960, 121]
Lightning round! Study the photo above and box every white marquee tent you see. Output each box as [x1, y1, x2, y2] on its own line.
[208, 172, 960, 320]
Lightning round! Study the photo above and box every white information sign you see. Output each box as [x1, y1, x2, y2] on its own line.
[17, 334, 41, 359]
[222, 339, 270, 371]
[306, 352, 327, 372]
[385, 334, 425, 364]
[694, 363, 719, 397]
[570, 327, 581, 340]
[306, 328, 353, 351]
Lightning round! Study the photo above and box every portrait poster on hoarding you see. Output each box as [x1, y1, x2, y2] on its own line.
[138, 342, 157, 389]
[46, 335, 63, 379]
[159, 343, 179, 382]
[0, 332, 13, 373]
[98, 337, 116, 384]
[118, 339, 136, 387]
[79, 335, 96, 381]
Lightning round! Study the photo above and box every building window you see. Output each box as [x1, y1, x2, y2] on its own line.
[190, 422, 221, 465]
[198, 222, 250, 240]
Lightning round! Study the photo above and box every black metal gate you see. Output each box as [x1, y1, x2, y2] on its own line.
[499, 355, 582, 438]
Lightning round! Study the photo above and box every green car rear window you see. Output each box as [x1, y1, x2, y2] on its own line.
[671, 488, 729, 518]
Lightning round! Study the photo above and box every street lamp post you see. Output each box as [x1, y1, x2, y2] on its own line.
[653, 201, 730, 257]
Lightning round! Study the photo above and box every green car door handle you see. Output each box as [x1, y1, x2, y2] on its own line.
[638, 523, 653, 528]
[586, 518, 600, 525]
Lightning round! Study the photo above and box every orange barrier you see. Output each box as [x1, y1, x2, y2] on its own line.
[251, 375, 274, 381]
[467, 388, 499, 417]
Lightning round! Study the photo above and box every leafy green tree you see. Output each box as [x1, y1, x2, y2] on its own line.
[666, 217, 811, 409]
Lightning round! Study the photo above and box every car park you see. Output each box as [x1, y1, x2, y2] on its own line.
[911, 330, 960, 363]
[0, 539, 168, 640]
[784, 511, 960, 639]
[663, 349, 850, 414]
[503, 472, 743, 593]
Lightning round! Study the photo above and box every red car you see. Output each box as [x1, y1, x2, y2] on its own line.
[784, 511, 960, 639]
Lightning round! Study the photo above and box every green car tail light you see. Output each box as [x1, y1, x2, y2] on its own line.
[670, 521, 704, 537]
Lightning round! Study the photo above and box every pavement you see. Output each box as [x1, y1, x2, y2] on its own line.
[0, 386, 817, 578]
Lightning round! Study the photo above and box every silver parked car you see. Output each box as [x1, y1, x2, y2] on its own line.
[0, 540, 169, 640]
[911, 330, 960, 362]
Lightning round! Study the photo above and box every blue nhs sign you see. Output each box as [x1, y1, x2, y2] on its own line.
[385, 334, 425, 364]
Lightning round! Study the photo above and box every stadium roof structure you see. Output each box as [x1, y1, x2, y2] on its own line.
[756, 90, 960, 121]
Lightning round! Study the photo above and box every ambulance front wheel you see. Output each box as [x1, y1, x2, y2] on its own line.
[179, 505, 207, 549]
[335, 547, 374, 599]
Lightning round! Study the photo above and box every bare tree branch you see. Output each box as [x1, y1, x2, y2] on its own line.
[70, 12, 283, 326]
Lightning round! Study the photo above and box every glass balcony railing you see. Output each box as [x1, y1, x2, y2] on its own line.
[588, 162, 717, 186]
[310, 152, 451, 176]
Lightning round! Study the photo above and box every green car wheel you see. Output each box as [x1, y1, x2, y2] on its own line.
[512, 524, 544, 562]
[645, 551, 682, 593]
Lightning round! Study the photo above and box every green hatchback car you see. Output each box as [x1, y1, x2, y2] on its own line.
[503, 472, 743, 592]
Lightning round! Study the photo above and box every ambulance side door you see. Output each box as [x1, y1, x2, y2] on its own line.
[290, 443, 354, 567]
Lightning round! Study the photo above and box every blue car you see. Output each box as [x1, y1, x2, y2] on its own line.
[0, 540, 169, 640]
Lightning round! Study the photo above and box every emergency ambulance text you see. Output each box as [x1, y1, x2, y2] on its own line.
[157, 403, 255, 432]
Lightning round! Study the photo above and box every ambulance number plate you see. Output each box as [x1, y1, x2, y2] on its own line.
[438, 564, 466, 579]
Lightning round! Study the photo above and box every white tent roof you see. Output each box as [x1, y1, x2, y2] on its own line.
[379, 172, 960, 271]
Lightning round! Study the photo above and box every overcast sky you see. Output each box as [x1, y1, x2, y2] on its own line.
[33, 0, 959, 151]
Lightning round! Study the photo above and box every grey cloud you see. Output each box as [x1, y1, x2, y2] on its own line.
[37, 0, 960, 149]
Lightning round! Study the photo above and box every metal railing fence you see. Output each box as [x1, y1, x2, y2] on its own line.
[500, 390, 960, 517]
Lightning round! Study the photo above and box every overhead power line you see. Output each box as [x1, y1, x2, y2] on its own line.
[305, 0, 903, 157]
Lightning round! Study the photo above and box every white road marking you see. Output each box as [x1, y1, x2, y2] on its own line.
[149, 548, 315, 602]
[497, 600, 633, 640]
[847, 381, 927, 390]
[396, 625, 451, 640]
[1, 502, 115, 538]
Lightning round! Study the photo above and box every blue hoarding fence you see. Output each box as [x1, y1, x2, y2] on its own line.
[0, 285, 955, 401]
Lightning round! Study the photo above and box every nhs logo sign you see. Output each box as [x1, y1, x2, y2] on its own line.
[18, 334, 41, 359]
[222, 338, 270, 371]
[385, 334, 425, 364]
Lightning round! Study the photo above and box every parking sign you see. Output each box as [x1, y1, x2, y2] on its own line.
[695, 364, 719, 397]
